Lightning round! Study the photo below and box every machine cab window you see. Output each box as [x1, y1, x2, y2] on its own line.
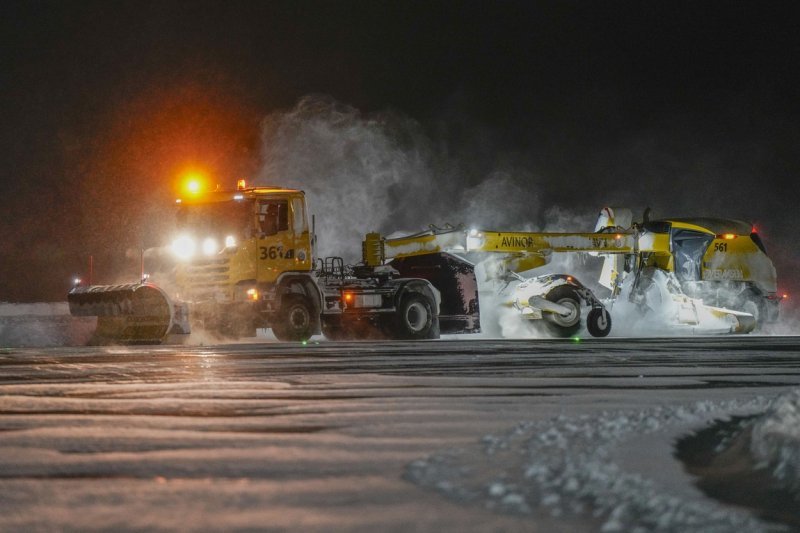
[176, 201, 252, 241]
[671, 229, 714, 282]
[258, 199, 289, 236]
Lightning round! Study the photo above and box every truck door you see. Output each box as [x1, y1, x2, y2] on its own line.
[256, 198, 295, 282]
[289, 196, 313, 271]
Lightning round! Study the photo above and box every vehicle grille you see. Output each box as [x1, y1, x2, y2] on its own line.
[183, 257, 231, 300]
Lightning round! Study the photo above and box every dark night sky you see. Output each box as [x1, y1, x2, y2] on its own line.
[1, 0, 799, 302]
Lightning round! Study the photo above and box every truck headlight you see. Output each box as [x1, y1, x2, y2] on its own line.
[202, 237, 219, 256]
[225, 235, 236, 248]
[171, 235, 196, 260]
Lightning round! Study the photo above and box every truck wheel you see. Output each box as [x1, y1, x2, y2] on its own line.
[273, 295, 313, 342]
[393, 294, 438, 340]
[586, 307, 612, 337]
[544, 286, 581, 337]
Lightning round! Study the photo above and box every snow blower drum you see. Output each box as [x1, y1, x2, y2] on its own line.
[68, 283, 189, 344]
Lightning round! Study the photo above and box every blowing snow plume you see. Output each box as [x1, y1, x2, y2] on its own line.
[256, 95, 550, 262]
[258, 96, 433, 260]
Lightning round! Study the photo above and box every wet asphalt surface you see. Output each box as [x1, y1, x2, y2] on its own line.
[1, 336, 799, 531]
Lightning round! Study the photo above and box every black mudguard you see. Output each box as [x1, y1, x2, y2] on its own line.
[389, 252, 480, 334]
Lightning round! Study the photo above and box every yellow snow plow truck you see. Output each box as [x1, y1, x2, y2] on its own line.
[68, 180, 473, 343]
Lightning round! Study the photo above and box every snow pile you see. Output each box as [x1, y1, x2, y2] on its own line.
[0, 302, 69, 316]
[0, 302, 94, 347]
[406, 397, 777, 532]
[750, 388, 800, 492]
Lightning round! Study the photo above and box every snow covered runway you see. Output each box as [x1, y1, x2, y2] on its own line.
[1, 337, 799, 531]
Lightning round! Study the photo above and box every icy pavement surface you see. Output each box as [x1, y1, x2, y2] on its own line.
[1, 337, 800, 531]
[406, 397, 782, 532]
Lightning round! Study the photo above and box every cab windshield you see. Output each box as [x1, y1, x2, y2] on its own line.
[176, 200, 253, 240]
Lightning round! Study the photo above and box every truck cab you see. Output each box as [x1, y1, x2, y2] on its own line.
[171, 184, 320, 338]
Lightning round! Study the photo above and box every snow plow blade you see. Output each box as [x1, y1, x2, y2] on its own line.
[68, 283, 189, 344]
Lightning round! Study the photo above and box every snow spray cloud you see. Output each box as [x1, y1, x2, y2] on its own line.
[258, 96, 434, 260]
[256, 95, 549, 262]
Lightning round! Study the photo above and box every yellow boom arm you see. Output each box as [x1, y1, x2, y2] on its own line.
[364, 226, 642, 280]
[466, 231, 635, 254]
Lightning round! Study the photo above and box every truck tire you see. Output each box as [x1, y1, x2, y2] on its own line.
[586, 307, 612, 337]
[393, 293, 438, 340]
[272, 294, 314, 342]
[544, 285, 581, 337]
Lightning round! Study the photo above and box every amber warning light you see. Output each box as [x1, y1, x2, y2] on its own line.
[182, 175, 206, 196]
[179, 169, 209, 196]
[237, 179, 247, 190]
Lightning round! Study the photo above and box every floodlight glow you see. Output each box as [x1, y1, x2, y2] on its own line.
[172, 235, 196, 260]
[466, 229, 485, 251]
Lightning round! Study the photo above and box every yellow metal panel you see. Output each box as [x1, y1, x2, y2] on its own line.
[478, 232, 635, 253]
